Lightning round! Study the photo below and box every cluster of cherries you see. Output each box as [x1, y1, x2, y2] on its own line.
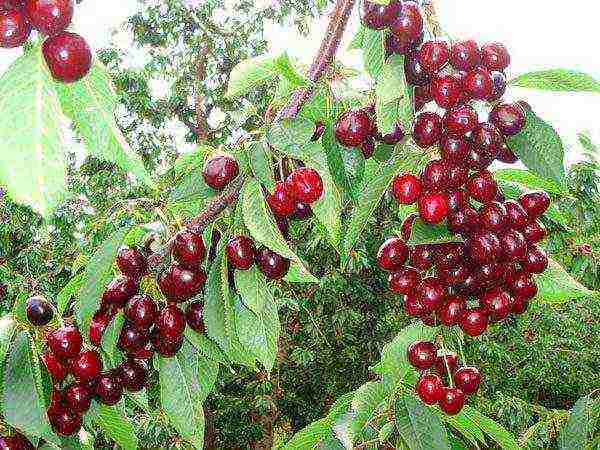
[0, 434, 33, 450]
[408, 340, 481, 415]
[0, 0, 92, 83]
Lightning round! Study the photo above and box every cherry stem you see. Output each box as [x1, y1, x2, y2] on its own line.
[438, 332, 455, 388]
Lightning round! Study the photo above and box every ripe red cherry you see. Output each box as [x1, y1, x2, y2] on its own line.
[156, 304, 186, 339]
[152, 331, 183, 357]
[404, 53, 429, 86]
[380, 122, 405, 145]
[255, 247, 290, 280]
[129, 340, 154, 360]
[417, 277, 446, 311]
[226, 236, 256, 270]
[158, 264, 207, 301]
[377, 237, 409, 272]
[437, 295, 466, 326]
[440, 135, 470, 161]
[361, 0, 401, 30]
[25, 0, 73, 35]
[443, 104, 479, 136]
[460, 307, 489, 337]
[519, 192, 551, 219]
[488, 71, 508, 101]
[116, 246, 147, 280]
[463, 67, 494, 100]
[285, 167, 323, 204]
[413, 112, 442, 148]
[434, 243, 466, 269]
[468, 231, 502, 263]
[473, 261, 506, 290]
[409, 245, 435, 271]
[48, 405, 81, 436]
[435, 352, 459, 377]
[25, 296, 53, 326]
[419, 40, 450, 74]
[448, 206, 480, 235]
[504, 200, 529, 229]
[472, 123, 503, 157]
[481, 42, 510, 71]
[63, 382, 92, 414]
[42, 32, 92, 83]
[266, 181, 296, 217]
[47, 324, 82, 361]
[392, 173, 422, 205]
[467, 171, 498, 204]
[438, 263, 471, 287]
[119, 359, 147, 392]
[334, 108, 372, 147]
[418, 192, 448, 224]
[522, 220, 547, 243]
[70, 350, 103, 382]
[439, 387, 466, 415]
[490, 103, 526, 136]
[467, 148, 494, 171]
[0, 8, 31, 48]
[421, 159, 449, 192]
[185, 301, 205, 333]
[94, 372, 123, 406]
[118, 323, 149, 353]
[390, 1, 423, 45]
[389, 267, 421, 295]
[102, 275, 138, 307]
[89, 309, 114, 347]
[446, 162, 468, 190]
[497, 141, 518, 163]
[446, 190, 470, 213]
[499, 229, 527, 261]
[450, 39, 480, 71]
[479, 202, 509, 232]
[480, 287, 514, 321]
[522, 245, 549, 274]
[203, 153, 239, 190]
[0, 435, 34, 450]
[125, 295, 157, 330]
[42, 349, 68, 383]
[416, 374, 444, 405]
[172, 229, 206, 269]
[404, 293, 429, 318]
[454, 367, 482, 395]
[407, 341, 438, 370]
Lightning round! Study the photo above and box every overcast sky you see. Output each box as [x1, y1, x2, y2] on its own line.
[1, 0, 598, 163]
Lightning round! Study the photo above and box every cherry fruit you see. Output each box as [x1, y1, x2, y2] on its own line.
[388, 267, 421, 295]
[407, 341, 437, 370]
[454, 367, 482, 395]
[450, 40, 480, 71]
[94, 372, 123, 405]
[460, 307, 489, 337]
[418, 192, 449, 224]
[519, 192, 550, 218]
[25, 296, 53, 326]
[362, 0, 401, 30]
[158, 264, 206, 301]
[490, 103, 526, 136]
[334, 108, 371, 147]
[42, 32, 92, 83]
[438, 387, 466, 415]
[125, 295, 157, 330]
[25, 0, 73, 36]
[63, 382, 92, 414]
[42, 349, 68, 383]
[0, 8, 31, 48]
[226, 236, 256, 270]
[256, 247, 290, 280]
[416, 374, 444, 405]
[48, 405, 81, 436]
[481, 42, 510, 71]
[70, 349, 103, 382]
[392, 173, 422, 205]
[119, 359, 147, 392]
[172, 229, 206, 269]
[102, 275, 138, 308]
[116, 246, 147, 280]
[285, 167, 323, 204]
[156, 304, 186, 339]
[47, 324, 82, 360]
[413, 112, 442, 148]
[203, 153, 239, 190]
[377, 238, 409, 272]
[266, 182, 296, 217]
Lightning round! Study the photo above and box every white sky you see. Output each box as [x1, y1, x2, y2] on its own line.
[1, 0, 598, 164]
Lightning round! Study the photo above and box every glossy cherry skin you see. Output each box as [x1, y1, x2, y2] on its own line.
[519, 192, 551, 219]
[70, 349, 103, 382]
[48, 405, 81, 436]
[94, 372, 123, 406]
[472, 123, 503, 158]
[499, 229, 527, 261]
[158, 264, 207, 302]
[125, 295, 157, 330]
[488, 71, 508, 101]
[421, 159, 449, 192]
[185, 301, 205, 333]
[460, 307, 489, 337]
[0, 8, 31, 48]
[42, 348, 68, 383]
[256, 246, 290, 280]
[436, 295, 467, 326]
[435, 352, 459, 378]
[285, 167, 323, 204]
[480, 287, 514, 321]
[128, 340, 154, 360]
[443, 104, 479, 137]
[63, 382, 92, 414]
[119, 359, 147, 392]
[438, 263, 471, 287]
[404, 293, 429, 318]
[450, 39, 480, 71]
[400, 213, 418, 241]
[497, 141, 518, 164]
[116, 246, 147, 280]
[481, 42, 510, 71]
[377, 237, 409, 272]
[118, 323, 149, 353]
[522, 220, 547, 243]
[42, 32, 92, 83]
[413, 112, 442, 148]
[447, 189, 470, 212]
[25, 296, 53, 326]
[439, 387, 466, 415]
[89, 309, 114, 347]
[409, 245, 435, 271]
[522, 245, 548, 274]
[468, 231, 502, 263]
[102, 275, 138, 308]
[467, 171, 498, 204]
[463, 67, 494, 100]
[434, 243, 466, 270]
[266, 181, 296, 217]
[407, 341, 438, 370]
[440, 135, 470, 161]
[362, 0, 401, 30]
[390, 1, 423, 44]
[0, 435, 34, 450]
[226, 236, 256, 270]
[419, 192, 449, 224]
[507, 270, 538, 301]
[404, 52, 429, 86]
[47, 324, 82, 361]
[25, 0, 73, 35]
[380, 122, 405, 145]
[417, 277, 446, 311]
[334, 108, 371, 147]
[389, 266, 421, 295]
[419, 40, 450, 74]
[467, 148, 494, 171]
[479, 202, 509, 233]
[446, 162, 469, 190]
[490, 103, 526, 136]
[156, 304, 186, 339]
[152, 331, 183, 357]
[416, 373, 444, 405]
[203, 154, 239, 190]
[504, 200, 529, 229]
[172, 229, 206, 269]
[392, 173, 422, 204]
[448, 206, 480, 235]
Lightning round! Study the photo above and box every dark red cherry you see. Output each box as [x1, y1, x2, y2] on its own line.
[0, 434, 34, 450]
[468, 231, 502, 263]
[48, 405, 81, 436]
[158, 264, 206, 301]
[480, 287, 514, 321]
[291, 200, 313, 221]
[497, 141, 518, 163]
[89, 309, 114, 347]
[226, 235, 256, 270]
[473, 261, 507, 290]
[481, 42, 510, 71]
[416, 373, 444, 405]
[434, 243, 466, 269]
[389, 266, 421, 295]
[94, 372, 123, 406]
[172, 229, 206, 269]
[156, 305, 185, 339]
[128, 340, 154, 360]
[334, 108, 372, 147]
[499, 229, 527, 261]
[380, 122, 405, 145]
[266, 181, 296, 217]
[119, 359, 147, 392]
[255, 247, 290, 280]
[463, 67, 494, 100]
[185, 301, 205, 333]
[404, 293, 429, 318]
[0, 8, 31, 48]
[438, 263, 471, 287]
[361, 0, 401, 30]
[450, 39, 480, 71]
[519, 192, 551, 219]
[490, 102, 526, 136]
[400, 212, 419, 241]
[448, 206, 480, 235]
[418, 192, 448, 224]
[413, 112, 442, 148]
[42, 32, 92, 83]
[440, 135, 470, 161]
[285, 167, 323, 204]
[404, 52, 429, 86]
[102, 275, 138, 308]
[47, 324, 82, 361]
[460, 307, 489, 337]
[70, 349, 103, 382]
[467, 171, 498, 204]
[443, 104, 478, 136]
[377, 237, 409, 271]
[152, 331, 183, 357]
[417, 277, 446, 311]
[116, 246, 147, 280]
[504, 200, 529, 229]
[407, 341, 438, 370]
[42, 349, 68, 383]
[447, 190, 470, 213]
[421, 159, 449, 192]
[512, 298, 529, 315]
[472, 123, 503, 157]
[446, 162, 469, 190]
[390, 1, 423, 45]
[479, 201, 509, 232]
[203, 153, 239, 190]
[521, 245, 548, 274]
[25, 0, 73, 35]
[467, 148, 494, 170]
[435, 352, 459, 378]
[63, 382, 92, 414]
[429, 73, 464, 110]
[419, 40, 450, 74]
[439, 387, 466, 415]
[125, 295, 157, 330]
[488, 71, 507, 101]
[392, 173, 422, 204]
[437, 295, 466, 326]
[25, 296, 53, 326]
[454, 367, 482, 395]
[409, 245, 435, 271]
[118, 323, 149, 353]
[522, 220, 547, 243]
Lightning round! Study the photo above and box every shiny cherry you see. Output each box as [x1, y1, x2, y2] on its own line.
[255, 247, 290, 280]
[463, 66, 494, 100]
[155, 304, 186, 339]
[47, 324, 82, 361]
[409, 245, 435, 271]
[519, 192, 551, 218]
[416, 373, 444, 405]
[454, 366, 482, 395]
[521, 245, 548, 274]
[25, 0, 73, 35]
[0, 8, 31, 48]
[467, 171, 498, 204]
[185, 301, 205, 333]
[158, 264, 207, 301]
[47, 405, 81, 436]
[125, 295, 157, 330]
[413, 112, 442, 148]
[203, 153, 239, 190]
[94, 372, 123, 406]
[460, 307, 489, 337]
[417, 277, 446, 311]
[334, 108, 371, 147]
[266, 181, 296, 217]
[26, 296, 53, 326]
[116, 246, 147, 280]
[450, 39, 480, 70]
[119, 359, 147, 392]
[102, 275, 138, 308]
[418, 192, 449, 224]
[389, 266, 421, 295]
[407, 341, 438, 370]
[392, 173, 422, 204]
[70, 349, 103, 382]
[226, 235, 256, 270]
[437, 295, 466, 326]
[42, 32, 92, 83]
[42, 349, 68, 383]
[377, 237, 409, 272]
[172, 229, 206, 269]
[285, 167, 323, 204]
[490, 102, 526, 136]
[63, 382, 92, 414]
[419, 40, 450, 74]
[481, 42, 510, 71]
[439, 387, 466, 415]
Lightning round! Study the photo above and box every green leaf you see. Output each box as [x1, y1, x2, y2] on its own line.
[235, 296, 280, 372]
[362, 29, 386, 79]
[322, 129, 353, 199]
[56, 62, 154, 189]
[0, 315, 17, 371]
[376, 55, 407, 104]
[76, 226, 131, 342]
[493, 168, 566, 195]
[406, 219, 461, 246]
[184, 329, 229, 366]
[557, 396, 596, 450]
[283, 418, 334, 449]
[399, 395, 451, 450]
[168, 147, 215, 203]
[0, 45, 67, 216]
[509, 69, 600, 92]
[177, 339, 218, 404]
[56, 272, 84, 316]
[159, 355, 205, 449]
[247, 140, 275, 192]
[506, 109, 565, 185]
[440, 411, 486, 447]
[349, 381, 388, 440]
[89, 403, 138, 450]
[460, 406, 519, 450]
[274, 52, 310, 88]
[234, 266, 272, 315]
[375, 55, 413, 135]
[226, 55, 278, 98]
[536, 257, 594, 303]
[348, 24, 366, 50]
[101, 312, 125, 363]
